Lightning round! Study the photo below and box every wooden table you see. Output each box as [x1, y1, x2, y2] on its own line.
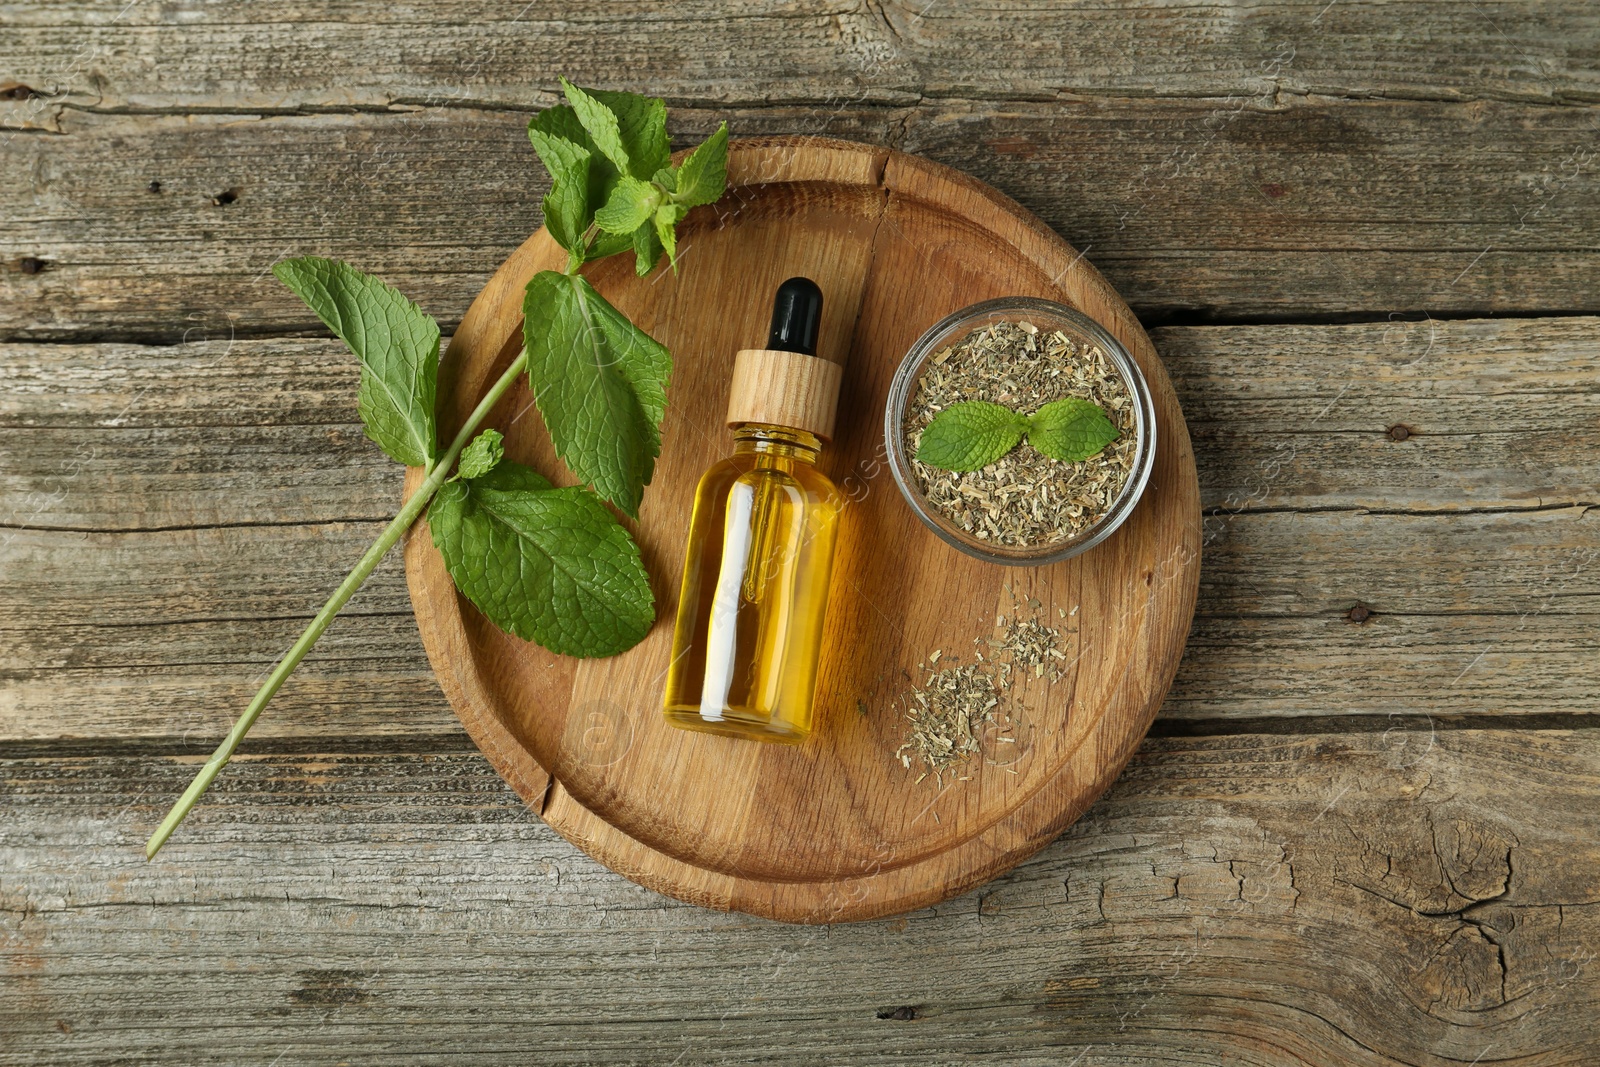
[3, 4, 1596, 1063]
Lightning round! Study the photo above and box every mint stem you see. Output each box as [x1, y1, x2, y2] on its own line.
[145, 349, 532, 860]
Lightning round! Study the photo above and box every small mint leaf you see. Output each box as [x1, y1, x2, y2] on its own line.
[528, 99, 591, 149]
[526, 125, 592, 253]
[522, 270, 670, 516]
[582, 87, 670, 180]
[654, 201, 688, 269]
[631, 222, 665, 277]
[456, 428, 505, 480]
[594, 175, 660, 236]
[559, 78, 632, 176]
[915, 400, 1028, 472]
[272, 256, 439, 468]
[428, 460, 654, 658]
[529, 94, 645, 260]
[471, 460, 552, 493]
[587, 229, 637, 264]
[671, 121, 729, 208]
[1027, 397, 1119, 462]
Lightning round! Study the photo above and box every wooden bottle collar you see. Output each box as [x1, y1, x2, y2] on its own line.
[726, 348, 844, 441]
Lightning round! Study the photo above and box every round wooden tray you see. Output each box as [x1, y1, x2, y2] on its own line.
[403, 137, 1200, 923]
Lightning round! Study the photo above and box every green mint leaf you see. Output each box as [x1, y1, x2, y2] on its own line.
[587, 229, 637, 264]
[530, 85, 671, 263]
[529, 101, 611, 216]
[522, 270, 670, 517]
[528, 101, 623, 261]
[456, 428, 505, 480]
[1027, 397, 1120, 462]
[582, 87, 670, 180]
[671, 121, 729, 208]
[428, 460, 654, 658]
[654, 201, 688, 269]
[594, 175, 661, 236]
[559, 77, 632, 176]
[528, 99, 592, 151]
[915, 400, 1028, 472]
[272, 256, 438, 468]
[469, 460, 552, 493]
[631, 222, 665, 277]
[526, 125, 593, 253]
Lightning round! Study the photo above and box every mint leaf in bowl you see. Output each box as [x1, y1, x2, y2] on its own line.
[915, 400, 1028, 472]
[1027, 397, 1120, 463]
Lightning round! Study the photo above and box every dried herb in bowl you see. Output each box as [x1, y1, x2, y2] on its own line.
[904, 319, 1136, 547]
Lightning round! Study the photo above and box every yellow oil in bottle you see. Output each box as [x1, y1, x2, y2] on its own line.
[663, 424, 842, 743]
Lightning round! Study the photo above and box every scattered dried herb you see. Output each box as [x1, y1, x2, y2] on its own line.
[905, 319, 1136, 546]
[896, 660, 1000, 780]
[988, 612, 1069, 683]
[895, 591, 1070, 781]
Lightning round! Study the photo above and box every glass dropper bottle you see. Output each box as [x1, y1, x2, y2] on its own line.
[662, 277, 845, 743]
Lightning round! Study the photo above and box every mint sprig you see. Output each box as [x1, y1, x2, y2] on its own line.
[530, 77, 728, 277]
[521, 84, 729, 514]
[916, 397, 1119, 471]
[147, 82, 729, 860]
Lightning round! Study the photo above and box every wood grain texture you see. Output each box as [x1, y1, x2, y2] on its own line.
[3, 1, 1596, 108]
[4, 507, 1595, 744]
[402, 137, 1200, 920]
[4, 729, 1597, 1065]
[6, 95, 1600, 338]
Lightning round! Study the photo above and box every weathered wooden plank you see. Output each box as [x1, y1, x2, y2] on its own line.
[3, 608, 1595, 742]
[2, 503, 1595, 742]
[0, 336, 394, 531]
[1174, 612, 1600, 719]
[5, 96, 1599, 337]
[5, 318, 1597, 530]
[0, 521, 458, 742]
[2, 1, 1596, 109]
[4, 729, 1597, 1064]
[1166, 321, 1600, 513]
[0, 619, 456, 746]
[7, 505, 1595, 632]
[1203, 505, 1600, 615]
[0, 108, 885, 340]
[900, 96, 1600, 321]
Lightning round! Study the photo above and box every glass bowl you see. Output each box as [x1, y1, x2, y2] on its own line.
[883, 297, 1157, 566]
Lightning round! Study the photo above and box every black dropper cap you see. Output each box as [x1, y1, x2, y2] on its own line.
[766, 277, 823, 356]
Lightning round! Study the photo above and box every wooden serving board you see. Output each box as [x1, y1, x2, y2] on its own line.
[402, 137, 1200, 923]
